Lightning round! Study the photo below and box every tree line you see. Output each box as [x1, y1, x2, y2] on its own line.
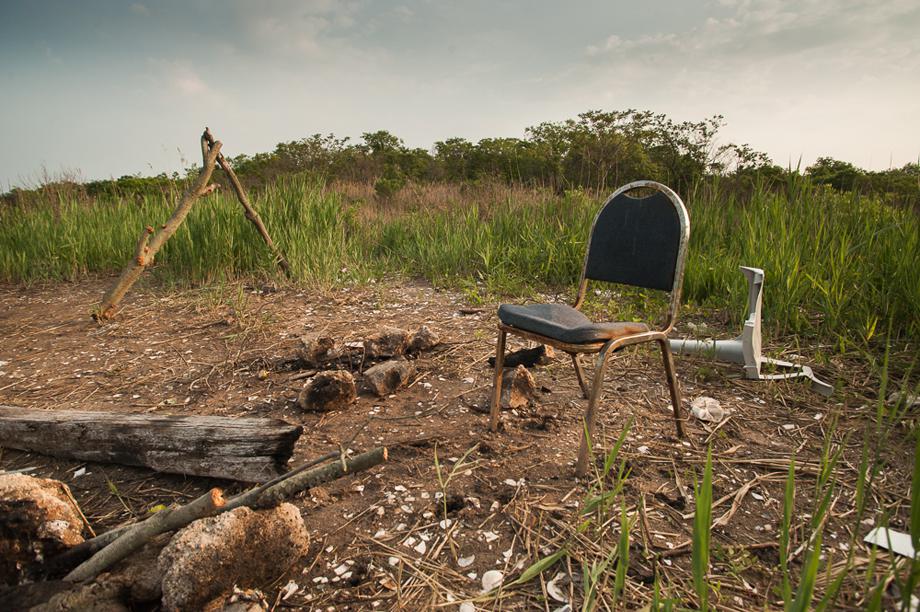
[4, 109, 918, 208]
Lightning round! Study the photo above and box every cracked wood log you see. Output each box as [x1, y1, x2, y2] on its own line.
[202, 127, 292, 278]
[94, 133, 222, 320]
[0, 406, 303, 482]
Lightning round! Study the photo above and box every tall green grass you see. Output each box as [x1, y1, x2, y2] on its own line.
[1, 175, 918, 346]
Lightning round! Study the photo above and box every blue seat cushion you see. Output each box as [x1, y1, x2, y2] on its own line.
[498, 303, 649, 344]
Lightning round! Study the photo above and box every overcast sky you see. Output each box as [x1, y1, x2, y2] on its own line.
[2, 0, 918, 188]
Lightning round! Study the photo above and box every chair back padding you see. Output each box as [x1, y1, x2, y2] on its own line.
[584, 187, 684, 291]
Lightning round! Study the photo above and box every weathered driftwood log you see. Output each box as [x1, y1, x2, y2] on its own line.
[65, 489, 225, 583]
[58, 448, 386, 583]
[0, 406, 303, 482]
[202, 128, 292, 278]
[94, 134, 222, 320]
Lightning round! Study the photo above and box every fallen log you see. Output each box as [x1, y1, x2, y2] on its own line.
[0, 406, 303, 482]
[59, 447, 387, 582]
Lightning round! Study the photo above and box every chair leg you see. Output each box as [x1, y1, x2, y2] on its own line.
[489, 330, 507, 432]
[570, 353, 590, 399]
[575, 349, 612, 477]
[658, 339, 685, 438]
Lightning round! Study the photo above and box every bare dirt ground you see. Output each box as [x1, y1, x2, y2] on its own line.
[0, 278, 913, 610]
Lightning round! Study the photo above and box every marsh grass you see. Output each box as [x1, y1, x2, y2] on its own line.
[494, 343, 917, 610]
[1, 175, 918, 349]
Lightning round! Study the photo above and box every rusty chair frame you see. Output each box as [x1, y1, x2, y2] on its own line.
[488, 180, 690, 476]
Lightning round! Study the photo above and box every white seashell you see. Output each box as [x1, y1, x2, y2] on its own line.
[690, 396, 725, 422]
[481, 570, 504, 592]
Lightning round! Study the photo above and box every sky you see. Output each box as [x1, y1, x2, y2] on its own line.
[1, 0, 918, 188]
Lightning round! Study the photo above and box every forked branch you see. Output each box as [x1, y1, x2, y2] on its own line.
[94, 133, 222, 320]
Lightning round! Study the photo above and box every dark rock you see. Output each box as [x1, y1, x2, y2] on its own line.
[488, 345, 555, 368]
[297, 335, 335, 366]
[407, 326, 440, 353]
[363, 327, 409, 359]
[503, 365, 537, 409]
[297, 370, 356, 412]
[362, 359, 415, 397]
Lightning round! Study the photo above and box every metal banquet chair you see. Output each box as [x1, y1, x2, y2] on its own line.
[488, 180, 690, 476]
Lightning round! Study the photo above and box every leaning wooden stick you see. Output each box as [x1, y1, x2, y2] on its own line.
[94, 135, 222, 320]
[228, 446, 387, 511]
[61, 447, 387, 582]
[203, 127, 292, 278]
[64, 488, 225, 582]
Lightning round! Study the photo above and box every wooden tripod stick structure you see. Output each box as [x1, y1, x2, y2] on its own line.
[94, 128, 291, 320]
[202, 127, 292, 278]
[94, 132, 222, 320]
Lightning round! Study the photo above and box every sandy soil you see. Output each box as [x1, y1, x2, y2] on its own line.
[0, 278, 912, 610]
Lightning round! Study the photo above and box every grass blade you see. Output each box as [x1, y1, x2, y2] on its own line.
[692, 447, 713, 611]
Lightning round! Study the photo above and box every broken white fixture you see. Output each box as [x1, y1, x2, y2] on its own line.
[863, 526, 917, 559]
[669, 266, 833, 396]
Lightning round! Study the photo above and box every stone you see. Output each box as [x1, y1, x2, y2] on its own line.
[407, 326, 440, 353]
[297, 370, 356, 412]
[469, 365, 538, 414]
[363, 327, 409, 359]
[0, 474, 85, 585]
[502, 365, 537, 409]
[362, 359, 415, 397]
[158, 503, 310, 612]
[297, 334, 335, 366]
[690, 396, 726, 422]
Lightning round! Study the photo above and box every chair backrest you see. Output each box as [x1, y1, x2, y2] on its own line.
[579, 181, 690, 323]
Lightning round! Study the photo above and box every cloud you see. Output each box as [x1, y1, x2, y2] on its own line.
[232, 0, 363, 59]
[129, 3, 149, 16]
[572, 0, 920, 167]
[588, 0, 920, 68]
[173, 72, 207, 95]
[394, 5, 414, 21]
[145, 60, 215, 98]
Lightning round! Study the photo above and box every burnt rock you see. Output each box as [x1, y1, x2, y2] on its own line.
[362, 359, 415, 397]
[297, 370, 356, 412]
[363, 327, 409, 359]
[407, 326, 440, 353]
[0, 474, 84, 585]
[297, 334, 335, 367]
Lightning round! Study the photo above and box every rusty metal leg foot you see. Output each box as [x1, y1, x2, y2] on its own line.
[575, 349, 611, 477]
[570, 353, 590, 399]
[659, 339, 684, 438]
[489, 330, 507, 432]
